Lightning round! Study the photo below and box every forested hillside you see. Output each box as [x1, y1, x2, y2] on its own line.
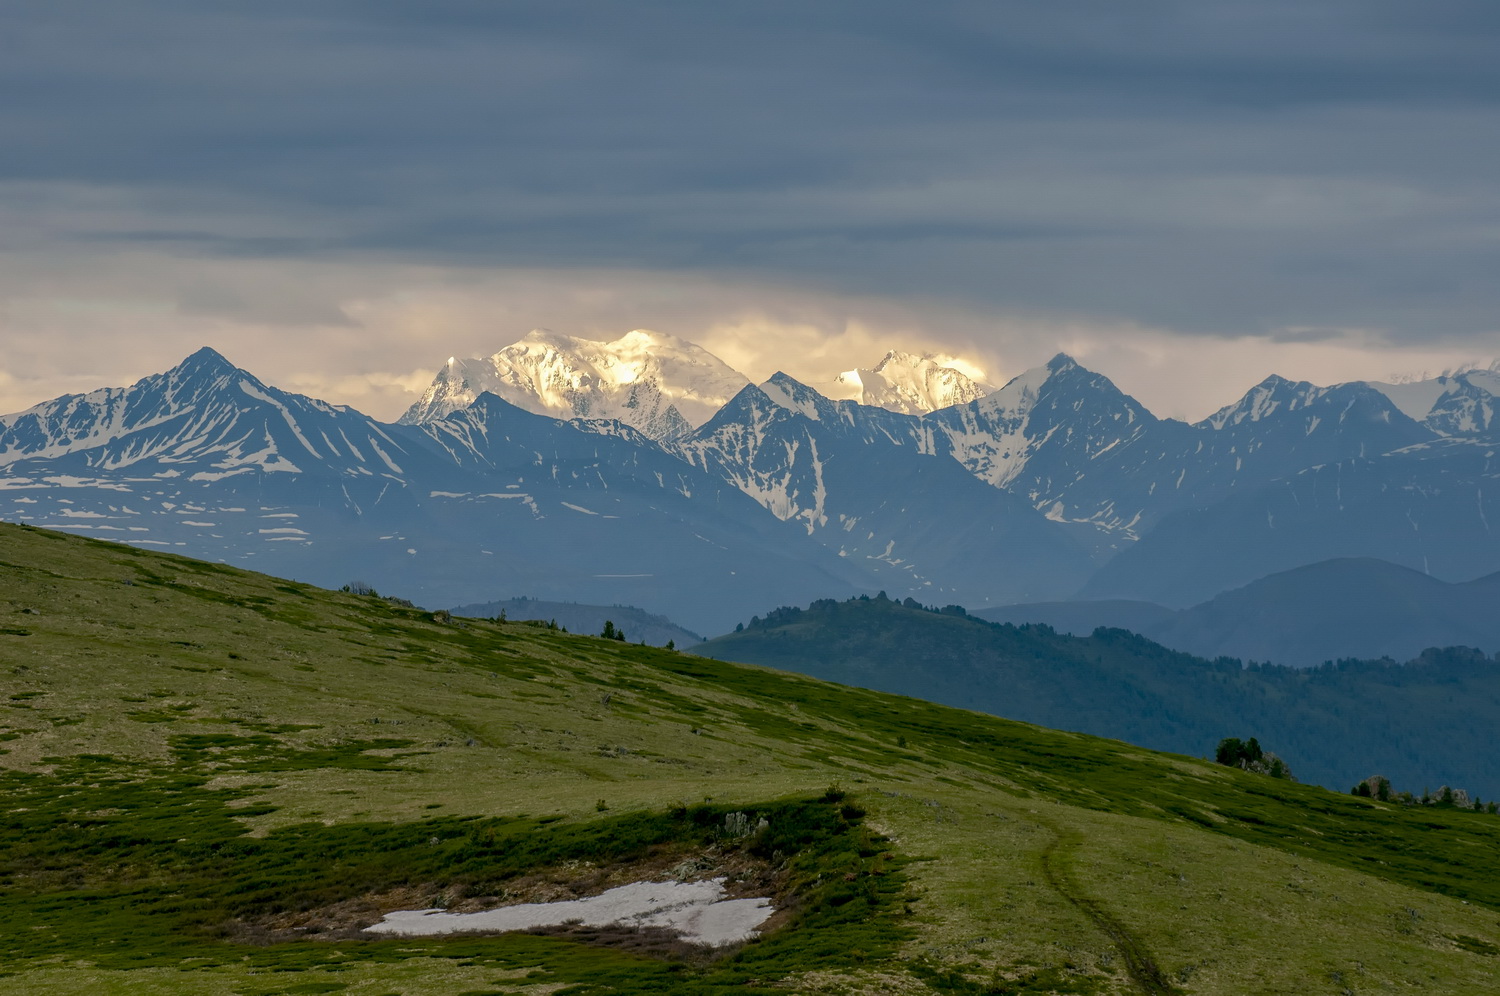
[704, 595, 1500, 797]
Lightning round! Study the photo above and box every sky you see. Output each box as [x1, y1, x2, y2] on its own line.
[5, 1, 1500, 421]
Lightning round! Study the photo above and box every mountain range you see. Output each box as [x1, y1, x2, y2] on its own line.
[4, 333, 1500, 651]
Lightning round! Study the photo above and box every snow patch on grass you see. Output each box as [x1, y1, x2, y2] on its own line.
[364, 877, 772, 946]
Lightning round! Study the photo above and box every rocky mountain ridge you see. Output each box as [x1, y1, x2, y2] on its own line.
[5, 341, 1500, 640]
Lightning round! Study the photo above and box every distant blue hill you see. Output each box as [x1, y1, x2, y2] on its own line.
[980, 557, 1500, 667]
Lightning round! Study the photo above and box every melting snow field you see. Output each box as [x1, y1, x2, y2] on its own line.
[363, 878, 773, 946]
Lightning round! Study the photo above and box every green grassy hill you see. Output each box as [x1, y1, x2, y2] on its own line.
[3, 523, 1500, 995]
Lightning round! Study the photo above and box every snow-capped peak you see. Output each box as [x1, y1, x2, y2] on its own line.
[972, 354, 1079, 420]
[1201, 374, 1330, 429]
[400, 329, 750, 440]
[758, 372, 830, 421]
[0, 346, 415, 478]
[828, 349, 993, 414]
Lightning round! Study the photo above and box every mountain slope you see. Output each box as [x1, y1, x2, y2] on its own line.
[753, 355, 1433, 554]
[1082, 438, 1500, 606]
[930, 359, 1431, 543]
[4, 524, 1500, 994]
[678, 378, 1096, 606]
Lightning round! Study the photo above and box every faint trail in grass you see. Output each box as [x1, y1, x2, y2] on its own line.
[1035, 819, 1179, 996]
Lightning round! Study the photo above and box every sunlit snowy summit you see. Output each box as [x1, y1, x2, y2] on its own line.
[399, 329, 750, 440]
[827, 350, 994, 414]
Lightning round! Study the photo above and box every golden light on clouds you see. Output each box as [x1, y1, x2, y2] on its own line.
[0, 251, 1494, 424]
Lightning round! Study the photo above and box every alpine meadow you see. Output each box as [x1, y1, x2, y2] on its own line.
[4, 523, 1500, 994]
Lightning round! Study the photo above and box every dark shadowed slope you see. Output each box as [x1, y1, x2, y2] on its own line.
[1144, 558, 1500, 667]
[988, 558, 1500, 667]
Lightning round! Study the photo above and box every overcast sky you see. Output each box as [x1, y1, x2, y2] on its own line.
[5, 1, 1500, 420]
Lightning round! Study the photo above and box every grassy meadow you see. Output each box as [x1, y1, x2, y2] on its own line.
[3, 522, 1500, 994]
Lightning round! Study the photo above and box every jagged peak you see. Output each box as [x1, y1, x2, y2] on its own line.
[1039, 353, 1116, 387]
[763, 370, 810, 389]
[1199, 374, 1411, 430]
[1203, 377, 1312, 429]
[759, 372, 830, 421]
[462, 390, 545, 421]
[1035, 354, 1133, 397]
[990, 353, 1088, 399]
[687, 381, 783, 437]
[167, 346, 242, 380]
[1254, 373, 1296, 389]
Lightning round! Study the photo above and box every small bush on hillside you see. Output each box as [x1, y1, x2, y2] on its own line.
[1215, 736, 1295, 780]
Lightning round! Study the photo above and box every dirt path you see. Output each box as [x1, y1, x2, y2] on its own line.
[1036, 822, 1179, 996]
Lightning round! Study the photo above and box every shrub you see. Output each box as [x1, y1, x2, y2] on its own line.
[1215, 736, 1294, 781]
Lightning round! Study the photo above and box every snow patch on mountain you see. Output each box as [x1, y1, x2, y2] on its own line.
[759, 373, 828, 422]
[1367, 364, 1500, 435]
[828, 350, 993, 414]
[934, 358, 1056, 489]
[1369, 378, 1453, 423]
[400, 329, 749, 440]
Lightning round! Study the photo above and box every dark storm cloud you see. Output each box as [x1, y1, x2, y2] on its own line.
[6, 0, 1500, 339]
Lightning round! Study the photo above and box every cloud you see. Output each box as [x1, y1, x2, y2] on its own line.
[0, 251, 1492, 425]
[4, 2, 1500, 413]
